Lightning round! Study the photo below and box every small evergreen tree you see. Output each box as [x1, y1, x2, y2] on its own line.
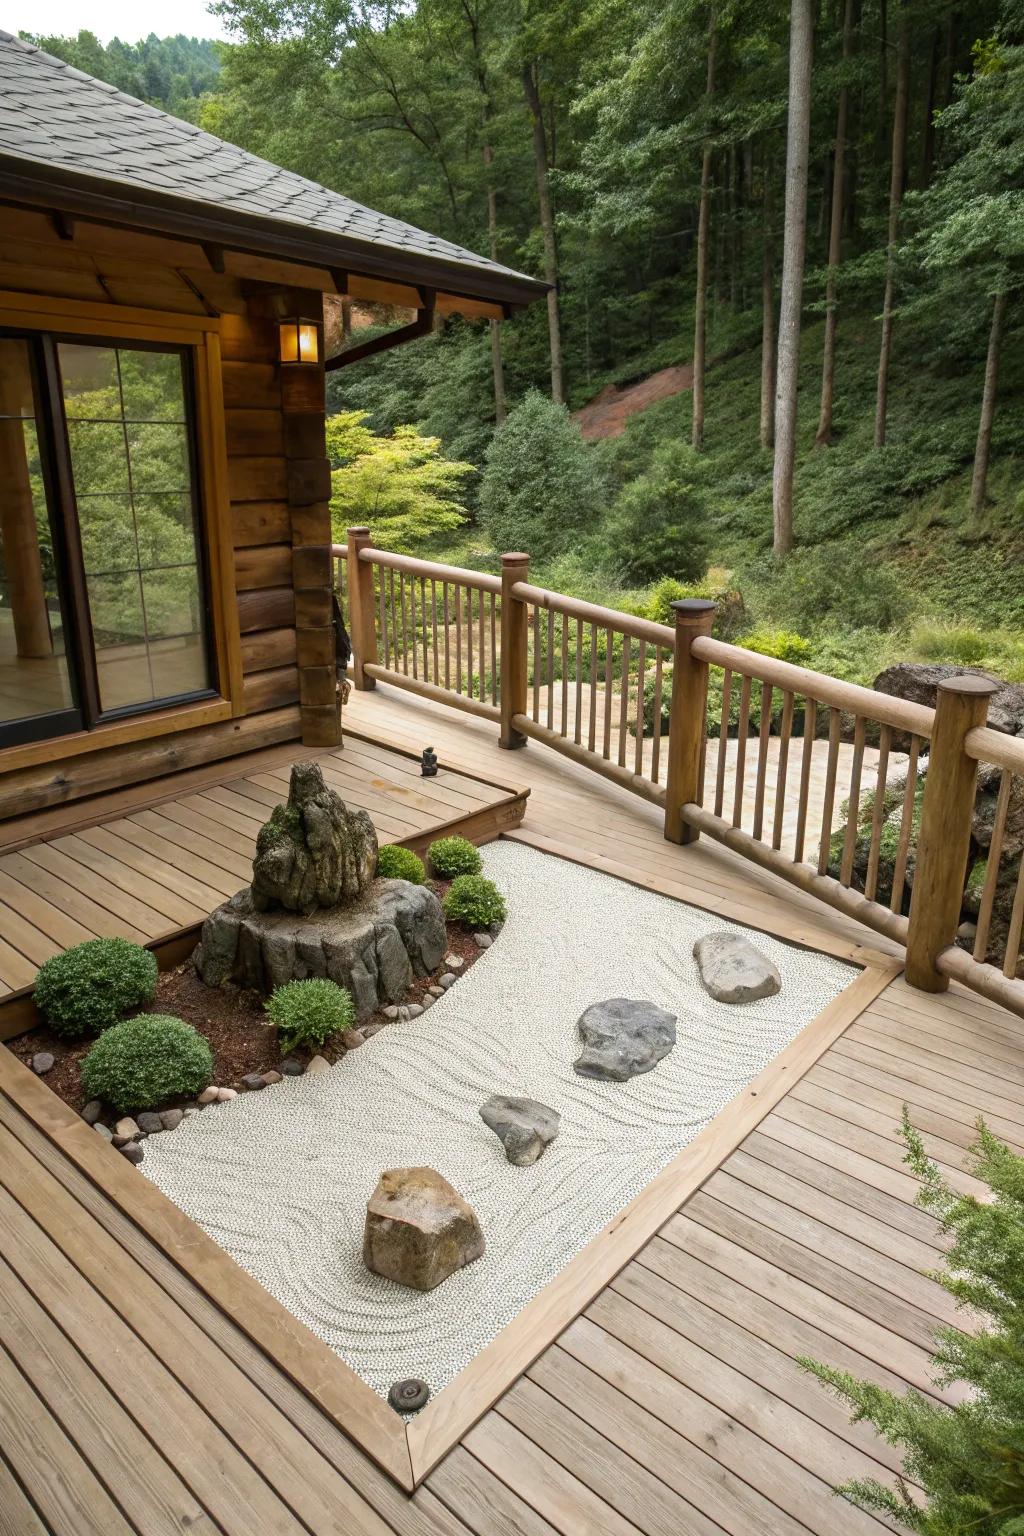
[601, 440, 710, 583]
[803, 1110, 1024, 1534]
[327, 411, 472, 553]
[478, 390, 606, 558]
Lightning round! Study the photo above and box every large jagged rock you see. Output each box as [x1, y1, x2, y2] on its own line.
[693, 932, 782, 1004]
[252, 761, 377, 915]
[195, 878, 446, 1016]
[874, 663, 1024, 741]
[479, 1095, 560, 1166]
[574, 998, 676, 1081]
[363, 1167, 485, 1291]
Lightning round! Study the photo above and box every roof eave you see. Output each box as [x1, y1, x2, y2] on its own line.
[0, 155, 551, 309]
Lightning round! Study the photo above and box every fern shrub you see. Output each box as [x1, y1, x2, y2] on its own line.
[267, 978, 355, 1055]
[376, 844, 426, 883]
[443, 874, 506, 929]
[428, 835, 482, 879]
[81, 1014, 212, 1112]
[803, 1112, 1024, 1534]
[34, 938, 158, 1039]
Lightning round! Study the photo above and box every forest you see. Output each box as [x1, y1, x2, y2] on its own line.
[33, 1, 1024, 694]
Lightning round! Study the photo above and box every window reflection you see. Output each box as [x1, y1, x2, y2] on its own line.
[58, 343, 211, 714]
[0, 338, 74, 727]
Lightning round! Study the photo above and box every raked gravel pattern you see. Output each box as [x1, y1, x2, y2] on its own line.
[142, 840, 857, 1401]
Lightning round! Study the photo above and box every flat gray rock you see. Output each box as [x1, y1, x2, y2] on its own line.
[693, 932, 782, 1004]
[574, 998, 676, 1081]
[480, 1095, 561, 1166]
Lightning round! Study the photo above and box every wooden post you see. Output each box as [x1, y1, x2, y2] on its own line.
[499, 552, 529, 750]
[346, 526, 378, 691]
[905, 675, 996, 992]
[664, 599, 717, 845]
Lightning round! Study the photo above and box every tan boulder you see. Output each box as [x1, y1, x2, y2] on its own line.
[362, 1167, 484, 1291]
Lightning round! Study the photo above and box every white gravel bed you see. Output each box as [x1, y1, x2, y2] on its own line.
[142, 840, 856, 1401]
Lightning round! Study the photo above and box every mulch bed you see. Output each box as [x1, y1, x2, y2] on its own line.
[8, 876, 489, 1123]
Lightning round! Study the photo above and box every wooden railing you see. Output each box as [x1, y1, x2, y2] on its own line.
[337, 528, 1024, 1019]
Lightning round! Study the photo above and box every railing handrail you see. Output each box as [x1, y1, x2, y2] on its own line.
[511, 581, 675, 650]
[359, 545, 502, 593]
[332, 542, 348, 560]
[965, 723, 1024, 774]
[692, 634, 936, 740]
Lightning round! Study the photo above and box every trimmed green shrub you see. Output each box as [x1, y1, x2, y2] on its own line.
[443, 874, 506, 929]
[803, 1113, 1024, 1533]
[601, 441, 710, 583]
[376, 844, 427, 884]
[428, 835, 482, 879]
[80, 1014, 212, 1112]
[267, 978, 355, 1055]
[34, 937, 158, 1040]
[479, 390, 606, 558]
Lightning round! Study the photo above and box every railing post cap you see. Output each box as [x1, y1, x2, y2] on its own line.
[347, 525, 371, 537]
[501, 551, 530, 566]
[670, 598, 717, 619]
[936, 674, 999, 698]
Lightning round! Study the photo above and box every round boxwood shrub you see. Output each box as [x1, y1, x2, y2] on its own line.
[428, 835, 482, 880]
[443, 874, 506, 930]
[34, 937, 158, 1040]
[81, 1014, 213, 1113]
[376, 844, 426, 884]
[267, 978, 355, 1056]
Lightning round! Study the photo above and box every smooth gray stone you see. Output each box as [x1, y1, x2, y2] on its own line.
[693, 932, 782, 1004]
[480, 1095, 561, 1166]
[574, 998, 676, 1081]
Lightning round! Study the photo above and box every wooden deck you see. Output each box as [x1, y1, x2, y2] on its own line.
[0, 731, 526, 1011]
[1, 681, 1021, 1535]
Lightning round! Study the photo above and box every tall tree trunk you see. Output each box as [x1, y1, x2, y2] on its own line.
[482, 143, 507, 426]
[816, 0, 855, 445]
[772, 0, 814, 555]
[692, 11, 717, 450]
[874, 6, 910, 448]
[522, 62, 564, 405]
[920, 25, 940, 185]
[760, 164, 776, 450]
[969, 289, 1009, 523]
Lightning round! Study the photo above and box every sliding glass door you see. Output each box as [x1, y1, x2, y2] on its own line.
[0, 331, 216, 750]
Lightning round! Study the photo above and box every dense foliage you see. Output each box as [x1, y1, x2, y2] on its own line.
[327, 411, 473, 552]
[81, 1013, 213, 1111]
[443, 874, 506, 929]
[266, 978, 355, 1055]
[376, 844, 427, 883]
[478, 392, 605, 558]
[803, 1112, 1024, 1533]
[34, 938, 158, 1039]
[27, 31, 219, 117]
[428, 835, 483, 879]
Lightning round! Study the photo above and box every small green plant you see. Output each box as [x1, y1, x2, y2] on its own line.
[267, 978, 355, 1055]
[34, 937, 158, 1039]
[376, 844, 426, 883]
[910, 619, 991, 666]
[428, 835, 482, 879]
[443, 874, 506, 929]
[803, 1112, 1024, 1533]
[80, 1014, 213, 1112]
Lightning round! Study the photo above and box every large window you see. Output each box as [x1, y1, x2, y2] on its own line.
[0, 332, 215, 749]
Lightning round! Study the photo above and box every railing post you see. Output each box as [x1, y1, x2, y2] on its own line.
[346, 526, 378, 690]
[905, 676, 996, 991]
[664, 599, 717, 845]
[499, 552, 529, 749]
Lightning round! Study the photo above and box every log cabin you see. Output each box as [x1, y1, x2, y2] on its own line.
[0, 29, 545, 824]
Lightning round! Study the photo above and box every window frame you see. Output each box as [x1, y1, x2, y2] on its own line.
[0, 301, 239, 763]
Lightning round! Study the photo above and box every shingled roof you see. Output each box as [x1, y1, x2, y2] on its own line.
[0, 30, 547, 307]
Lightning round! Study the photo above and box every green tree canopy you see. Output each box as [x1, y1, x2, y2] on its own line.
[327, 410, 473, 552]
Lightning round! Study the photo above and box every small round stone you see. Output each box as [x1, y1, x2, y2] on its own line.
[427, 986, 444, 999]
[81, 1099, 103, 1125]
[31, 1052, 55, 1074]
[93, 1122, 114, 1143]
[438, 973, 456, 990]
[160, 1108, 185, 1131]
[261, 1069, 283, 1086]
[121, 1142, 144, 1165]
[198, 1086, 219, 1104]
[216, 1087, 237, 1101]
[474, 933, 493, 949]
[388, 1378, 430, 1414]
[342, 1029, 366, 1050]
[136, 1111, 164, 1135]
[405, 1004, 423, 1020]
[280, 1058, 304, 1076]
[382, 1005, 401, 1021]
[242, 1072, 266, 1090]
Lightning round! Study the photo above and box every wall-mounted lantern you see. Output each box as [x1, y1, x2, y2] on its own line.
[278, 318, 319, 366]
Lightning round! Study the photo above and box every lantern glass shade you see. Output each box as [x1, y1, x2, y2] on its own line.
[278, 319, 319, 365]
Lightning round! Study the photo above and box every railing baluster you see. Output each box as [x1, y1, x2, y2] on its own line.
[839, 716, 866, 887]
[455, 584, 463, 695]
[651, 647, 664, 784]
[816, 707, 843, 876]
[560, 613, 569, 737]
[793, 697, 817, 863]
[1003, 844, 1024, 980]
[588, 622, 598, 754]
[731, 674, 752, 829]
[890, 734, 920, 913]
[546, 609, 555, 730]
[409, 577, 418, 681]
[443, 582, 451, 690]
[490, 593, 498, 706]
[389, 569, 399, 671]
[634, 640, 647, 777]
[771, 689, 795, 852]
[478, 586, 486, 702]
[400, 574, 411, 676]
[618, 635, 631, 768]
[420, 576, 429, 681]
[752, 681, 773, 842]
[532, 604, 541, 721]
[714, 668, 732, 818]
[864, 723, 891, 903]
[466, 584, 474, 699]
[575, 616, 584, 745]
[430, 578, 439, 686]
[377, 568, 389, 670]
[603, 630, 613, 760]
[974, 768, 1012, 961]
